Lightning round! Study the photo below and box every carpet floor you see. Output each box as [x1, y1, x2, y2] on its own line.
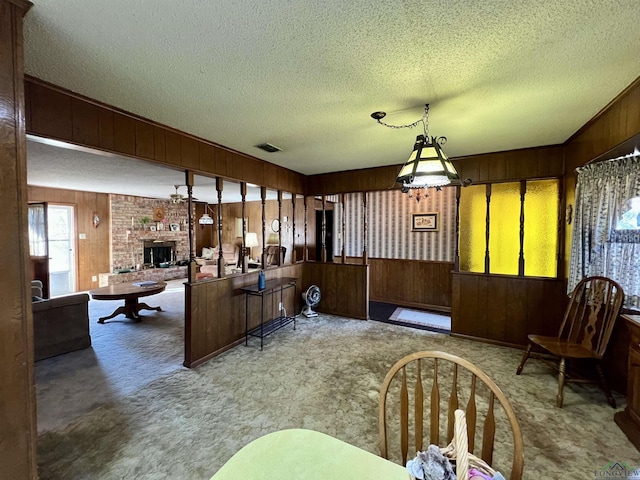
[35, 283, 639, 479]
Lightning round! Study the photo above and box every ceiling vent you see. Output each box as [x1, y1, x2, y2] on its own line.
[255, 143, 281, 153]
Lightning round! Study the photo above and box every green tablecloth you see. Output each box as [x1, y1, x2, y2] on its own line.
[211, 428, 408, 480]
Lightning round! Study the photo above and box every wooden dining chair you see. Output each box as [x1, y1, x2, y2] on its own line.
[379, 351, 524, 480]
[516, 275, 624, 408]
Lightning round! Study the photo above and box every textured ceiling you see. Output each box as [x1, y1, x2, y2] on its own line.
[27, 138, 283, 204]
[23, 0, 640, 185]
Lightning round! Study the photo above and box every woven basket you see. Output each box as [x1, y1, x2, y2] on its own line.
[408, 409, 492, 480]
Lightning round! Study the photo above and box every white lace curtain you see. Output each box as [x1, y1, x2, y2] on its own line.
[568, 155, 640, 310]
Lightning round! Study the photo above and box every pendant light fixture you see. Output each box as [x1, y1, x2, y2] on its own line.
[371, 104, 466, 192]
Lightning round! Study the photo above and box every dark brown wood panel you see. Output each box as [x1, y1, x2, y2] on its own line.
[25, 76, 306, 194]
[308, 164, 400, 195]
[28, 81, 73, 141]
[185, 264, 303, 367]
[454, 145, 565, 185]
[135, 119, 155, 160]
[98, 108, 115, 150]
[199, 142, 215, 172]
[451, 272, 566, 346]
[0, 1, 37, 477]
[153, 125, 166, 162]
[113, 112, 136, 156]
[368, 258, 453, 312]
[301, 262, 369, 319]
[565, 77, 640, 171]
[71, 97, 100, 146]
[180, 135, 199, 169]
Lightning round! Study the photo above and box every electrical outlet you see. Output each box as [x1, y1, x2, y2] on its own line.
[91, 275, 97, 282]
[278, 302, 282, 311]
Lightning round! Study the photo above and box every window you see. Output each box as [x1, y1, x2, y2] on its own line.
[459, 179, 560, 277]
[569, 156, 640, 311]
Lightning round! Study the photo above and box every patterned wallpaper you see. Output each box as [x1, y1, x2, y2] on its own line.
[340, 187, 457, 262]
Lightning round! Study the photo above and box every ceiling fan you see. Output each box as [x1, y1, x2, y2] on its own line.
[168, 185, 197, 203]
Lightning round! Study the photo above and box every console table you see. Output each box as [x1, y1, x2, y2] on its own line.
[614, 314, 640, 452]
[241, 277, 296, 350]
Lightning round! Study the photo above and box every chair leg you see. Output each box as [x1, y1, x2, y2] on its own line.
[595, 363, 616, 409]
[516, 343, 532, 375]
[556, 358, 566, 408]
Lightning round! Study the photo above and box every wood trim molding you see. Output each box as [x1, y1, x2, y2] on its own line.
[24, 75, 306, 194]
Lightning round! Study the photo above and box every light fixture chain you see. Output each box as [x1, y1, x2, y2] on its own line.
[423, 104, 429, 139]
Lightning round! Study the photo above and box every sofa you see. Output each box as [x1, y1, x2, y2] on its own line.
[33, 293, 91, 361]
[196, 244, 239, 267]
[265, 245, 286, 266]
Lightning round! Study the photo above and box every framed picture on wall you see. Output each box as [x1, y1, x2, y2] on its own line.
[170, 223, 180, 232]
[411, 212, 439, 231]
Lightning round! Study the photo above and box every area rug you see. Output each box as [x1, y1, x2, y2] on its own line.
[35, 303, 639, 479]
[389, 307, 452, 332]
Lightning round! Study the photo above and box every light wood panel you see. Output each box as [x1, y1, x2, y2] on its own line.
[368, 258, 454, 312]
[28, 186, 111, 291]
[24, 76, 306, 194]
[301, 262, 369, 319]
[184, 264, 303, 367]
[0, 0, 37, 477]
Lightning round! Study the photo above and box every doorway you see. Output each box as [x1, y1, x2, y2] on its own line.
[315, 210, 333, 261]
[47, 205, 77, 296]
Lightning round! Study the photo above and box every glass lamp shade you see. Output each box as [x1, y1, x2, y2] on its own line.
[396, 135, 460, 189]
[198, 213, 214, 225]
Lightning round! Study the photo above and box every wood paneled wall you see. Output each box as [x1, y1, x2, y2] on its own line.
[307, 145, 565, 195]
[185, 264, 303, 367]
[564, 76, 640, 173]
[368, 259, 454, 312]
[301, 262, 369, 319]
[28, 186, 111, 291]
[0, 0, 37, 477]
[453, 145, 565, 184]
[451, 272, 566, 346]
[24, 76, 307, 194]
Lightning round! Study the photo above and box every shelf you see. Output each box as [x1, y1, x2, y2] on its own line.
[243, 277, 297, 350]
[247, 315, 295, 339]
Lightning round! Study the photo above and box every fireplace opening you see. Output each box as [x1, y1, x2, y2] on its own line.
[143, 240, 176, 267]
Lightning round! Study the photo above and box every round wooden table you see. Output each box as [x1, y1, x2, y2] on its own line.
[89, 282, 167, 323]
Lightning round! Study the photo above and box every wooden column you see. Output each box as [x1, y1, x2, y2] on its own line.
[341, 193, 346, 264]
[484, 184, 491, 274]
[291, 194, 297, 263]
[186, 171, 197, 282]
[0, 0, 37, 478]
[304, 196, 309, 261]
[518, 180, 526, 276]
[362, 191, 368, 264]
[277, 190, 283, 264]
[216, 177, 225, 278]
[321, 195, 327, 262]
[241, 182, 247, 273]
[454, 186, 461, 271]
[261, 186, 267, 267]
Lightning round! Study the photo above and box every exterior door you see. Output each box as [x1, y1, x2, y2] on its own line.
[28, 202, 50, 298]
[47, 205, 76, 296]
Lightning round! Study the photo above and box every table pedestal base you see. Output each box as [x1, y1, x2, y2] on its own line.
[97, 298, 162, 324]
